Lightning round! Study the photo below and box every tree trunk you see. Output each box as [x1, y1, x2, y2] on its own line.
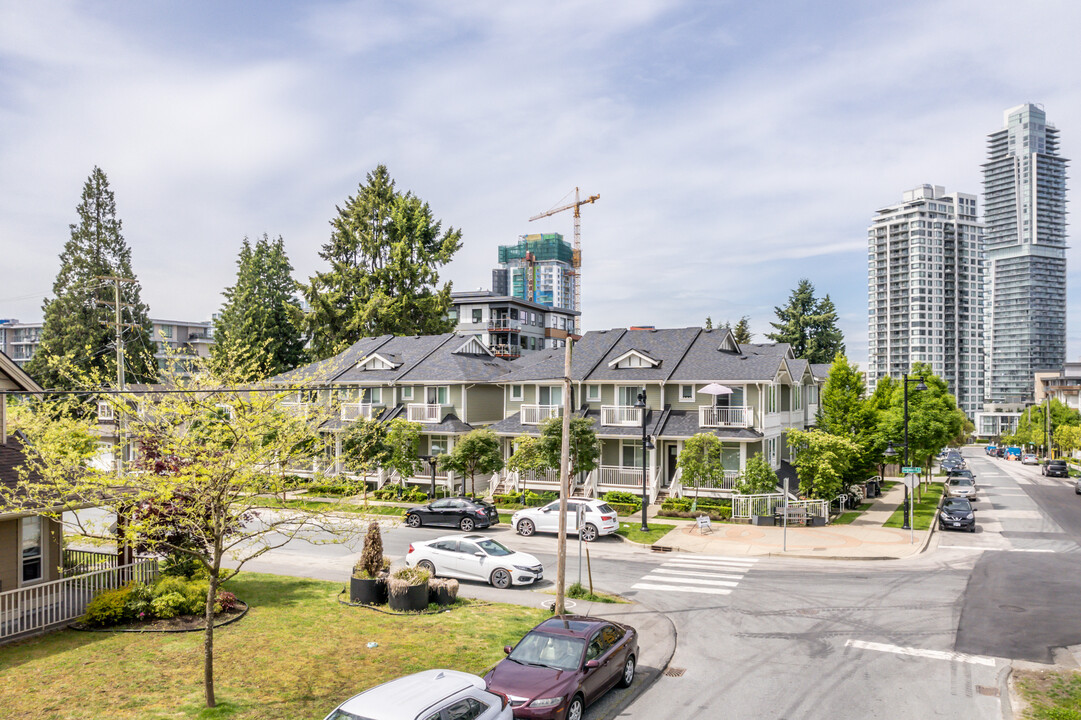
[204, 571, 218, 707]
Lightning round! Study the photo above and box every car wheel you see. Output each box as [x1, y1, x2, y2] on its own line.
[566, 694, 585, 720]
[417, 560, 436, 577]
[581, 523, 598, 543]
[490, 568, 512, 589]
[460, 517, 475, 532]
[618, 655, 636, 688]
[517, 519, 535, 536]
[406, 513, 422, 528]
[969, 526, 976, 533]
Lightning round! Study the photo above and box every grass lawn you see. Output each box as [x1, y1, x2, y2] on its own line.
[259, 497, 407, 518]
[615, 521, 678, 545]
[1015, 668, 1081, 719]
[832, 503, 872, 525]
[0, 573, 547, 720]
[882, 482, 944, 530]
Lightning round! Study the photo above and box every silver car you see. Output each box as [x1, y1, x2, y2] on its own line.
[324, 669, 512, 720]
[405, 534, 543, 589]
[946, 476, 977, 500]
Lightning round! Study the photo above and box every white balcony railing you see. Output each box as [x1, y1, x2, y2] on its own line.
[521, 404, 562, 425]
[407, 403, 446, 423]
[601, 405, 643, 427]
[698, 405, 754, 429]
[597, 465, 646, 487]
[341, 402, 376, 422]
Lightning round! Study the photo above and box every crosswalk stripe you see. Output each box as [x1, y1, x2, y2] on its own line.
[672, 556, 757, 564]
[632, 583, 732, 595]
[664, 561, 752, 571]
[650, 568, 746, 580]
[643, 574, 738, 587]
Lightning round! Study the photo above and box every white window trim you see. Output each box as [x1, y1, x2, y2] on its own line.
[510, 384, 523, 401]
[680, 385, 695, 402]
[19, 516, 46, 586]
[586, 385, 601, 402]
[400, 386, 414, 401]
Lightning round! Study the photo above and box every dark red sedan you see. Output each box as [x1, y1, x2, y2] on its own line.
[484, 615, 638, 720]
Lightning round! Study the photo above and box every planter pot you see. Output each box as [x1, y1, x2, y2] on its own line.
[807, 516, 826, 527]
[429, 584, 455, 606]
[751, 515, 774, 527]
[350, 576, 387, 605]
[389, 582, 430, 612]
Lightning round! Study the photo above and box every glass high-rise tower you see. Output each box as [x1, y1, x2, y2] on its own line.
[984, 104, 1069, 403]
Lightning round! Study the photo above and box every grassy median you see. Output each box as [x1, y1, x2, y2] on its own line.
[0, 573, 547, 720]
[615, 520, 678, 545]
[882, 481, 944, 530]
[1015, 668, 1081, 719]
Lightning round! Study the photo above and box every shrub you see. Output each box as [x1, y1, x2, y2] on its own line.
[152, 575, 208, 615]
[125, 582, 155, 619]
[160, 551, 203, 579]
[602, 491, 641, 507]
[357, 522, 385, 579]
[429, 577, 459, 601]
[84, 586, 134, 628]
[150, 591, 189, 619]
[661, 497, 692, 512]
[215, 590, 239, 612]
[606, 502, 640, 516]
[387, 566, 430, 600]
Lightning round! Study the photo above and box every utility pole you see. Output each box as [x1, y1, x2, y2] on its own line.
[96, 276, 138, 479]
[554, 338, 573, 615]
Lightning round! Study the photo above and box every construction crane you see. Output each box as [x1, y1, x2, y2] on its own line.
[529, 187, 599, 325]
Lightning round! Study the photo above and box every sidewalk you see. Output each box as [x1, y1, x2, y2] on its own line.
[648, 481, 932, 560]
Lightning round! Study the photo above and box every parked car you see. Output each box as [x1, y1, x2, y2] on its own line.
[939, 497, 976, 533]
[1006, 446, 1022, 460]
[1075, 478, 1081, 495]
[405, 534, 544, 589]
[484, 615, 638, 720]
[947, 468, 978, 487]
[995, 447, 1006, 458]
[946, 476, 977, 500]
[405, 496, 499, 532]
[512, 497, 619, 542]
[1043, 459, 1070, 478]
[324, 669, 512, 720]
[1022, 454, 1040, 465]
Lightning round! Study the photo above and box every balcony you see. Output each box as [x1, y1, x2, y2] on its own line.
[491, 344, 521, 359]
[407, 403, 448, 424]
[601, 405, 642, 427]
[597, 465, 644, 487]
[488, 319, 521, 333]
[341, 402, 377, 422]
[698, 405, 754, 429]
[521, 404, 562, 425]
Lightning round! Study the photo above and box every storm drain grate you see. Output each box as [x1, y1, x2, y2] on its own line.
[977, 686, 1000, 697]
[664, 667, 687, 677]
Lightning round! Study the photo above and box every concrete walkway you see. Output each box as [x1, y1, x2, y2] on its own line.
[650, 480, 932, 560]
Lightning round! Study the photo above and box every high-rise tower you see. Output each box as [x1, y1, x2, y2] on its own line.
[984, 104, 1069, 402]
[867, 185, 985, 417]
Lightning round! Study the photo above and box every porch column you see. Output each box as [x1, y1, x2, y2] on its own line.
[335, 435, 342, 476]
[116, 504, 134, 583]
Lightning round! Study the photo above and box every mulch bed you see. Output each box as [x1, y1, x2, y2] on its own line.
[73, 602, 249, 633]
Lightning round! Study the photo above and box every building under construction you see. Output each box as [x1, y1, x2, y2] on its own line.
[492, 233, 576, 311]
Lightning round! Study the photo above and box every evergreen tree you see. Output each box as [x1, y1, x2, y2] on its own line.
[27, 167, 154, 389]
[212, 234, 305, 380]
[766, 279, 845, 363]
[301, 165, 462, 359]
[704, 316, 713, 330]
[732, 316, 753, 344]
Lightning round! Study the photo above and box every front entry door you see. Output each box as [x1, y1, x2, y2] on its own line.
[666, 444, 679, 486]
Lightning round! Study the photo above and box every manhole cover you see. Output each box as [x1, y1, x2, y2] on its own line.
[664, 667, 687, 677]
[998, 604, 1026, 613]
[977, 685, 1000, 697]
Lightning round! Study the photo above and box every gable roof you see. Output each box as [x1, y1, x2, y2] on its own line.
[587, 327, 700, 383]
[498, 330, 627, 383]
[607, 348, 660, 368]
[666, 329, 786, 383]
[0, 350, 43, 393]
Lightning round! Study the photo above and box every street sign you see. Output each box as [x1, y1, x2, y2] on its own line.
[901, 466, 922, 474]
[903, 475, 919, 488]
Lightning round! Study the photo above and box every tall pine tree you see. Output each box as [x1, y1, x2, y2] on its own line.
[27, 167, 154, 389]
[766, 279, 845, 363]
[212, 234, 306, 380]
[301, 165, 462, 359]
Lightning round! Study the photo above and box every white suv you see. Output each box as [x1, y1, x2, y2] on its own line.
[512, 497, 619, 542]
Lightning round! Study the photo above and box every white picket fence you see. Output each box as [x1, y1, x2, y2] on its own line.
[0, 558, 159, 643]
[731, 493, 829, 520]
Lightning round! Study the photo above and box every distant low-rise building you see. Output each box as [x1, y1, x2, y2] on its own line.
[449, 291, 579, 359]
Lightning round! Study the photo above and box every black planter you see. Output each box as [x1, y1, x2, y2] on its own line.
[752, 515, 774, 527]
[350, 576, 387, 605]
[389, 582, 430, 612]
[429, 584, 455, 606]
[807, 516, 826, 527]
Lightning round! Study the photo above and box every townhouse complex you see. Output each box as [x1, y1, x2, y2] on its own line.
[274, 326, 824, 503]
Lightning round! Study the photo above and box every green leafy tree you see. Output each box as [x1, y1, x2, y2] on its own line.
[1014, 400, 1080, 452]
[817, 354, 881, 480]
[766, 279, 845, 363]
[876, 363, 963, 472]
[704, 316, 713, 330]
[27, 167, 155, 389]
[677, 433, 724, 499]
[786, 428, 860, 500]
[507, 417, 599, 480]
[735, 452, 779, 494]
[383, 418, 424, 481]
[439, 428, 504, 496]
[341, 417, 391, 504]
[212, 234, 305, 381]
[301, 165, 463, 359]
[1054, 424, 1081, 457]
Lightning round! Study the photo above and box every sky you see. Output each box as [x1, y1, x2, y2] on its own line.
[2, 0, 1080, 370]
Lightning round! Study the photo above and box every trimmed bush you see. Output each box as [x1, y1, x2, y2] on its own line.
[602, 491, 642, 507]
[215, 590, 239, 612]
[150, 591, 189, 619]
[606, 502, 640, 516]
[661, 497, 692, 512]
[83, 586, 134, 628]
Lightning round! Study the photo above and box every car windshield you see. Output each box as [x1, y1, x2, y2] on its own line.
[509, 632, 586, 671]
[943, 499, 972, 512]
[949, 478, 973, 487]
[1050, 461, 1066, 466]
[476, 538, 513, 557]
[597, 503, 615, 514]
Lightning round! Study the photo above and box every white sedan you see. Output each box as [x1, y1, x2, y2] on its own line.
[324, 669, 512, 720]
[405, 534, 544, 589]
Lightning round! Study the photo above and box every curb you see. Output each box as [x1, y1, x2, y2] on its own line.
[592, 608, 678, 720]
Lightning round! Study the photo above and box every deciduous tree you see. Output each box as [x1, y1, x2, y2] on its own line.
[678, 433, 724, 500]
[439, 428, 504, 496]
[735, 452, 779, 495]
[785, 428, 860, 500]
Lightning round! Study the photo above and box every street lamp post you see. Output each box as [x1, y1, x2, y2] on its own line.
[420, 454, 438, 499]
[885, 374, 927, 530]
[635, 391, 654, 532]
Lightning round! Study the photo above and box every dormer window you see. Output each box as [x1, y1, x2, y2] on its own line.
[357, 353, 401, 371]
[453, 336, 494, 356]
[608, 349, 660, 369]
[97, 402, 115, 421]
[718, 334, 739, 352]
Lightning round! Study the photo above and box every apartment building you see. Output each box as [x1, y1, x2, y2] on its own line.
[449, 291, 579, 359]
[867, 185, 985, 417]
[491, 233, 576, 311]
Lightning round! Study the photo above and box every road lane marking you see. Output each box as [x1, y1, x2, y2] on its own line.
[684, 555, 758, 563]
[664, 560, 754, 571]
[938, 545, 1055, 553]
[631, 582, 732, 595]
[650, 568, 746, 580]
[844, 640, 997, 667]
[642, 574, 739, 587]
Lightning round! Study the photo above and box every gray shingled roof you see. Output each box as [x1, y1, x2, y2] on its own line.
[497, 330, 627, 383]
[656, 410, 763, 440]
[810, 363, 832, 381]
[334, 334, 453, 383]
[272, 335, 393, 384]
[587, 327, 701, 383]
[666, 329, 785, 383]
[786, 358, 809, 382]
[395, 335, 519, 383]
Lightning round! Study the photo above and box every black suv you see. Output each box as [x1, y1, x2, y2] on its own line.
[1043, 459, 1070, 478]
